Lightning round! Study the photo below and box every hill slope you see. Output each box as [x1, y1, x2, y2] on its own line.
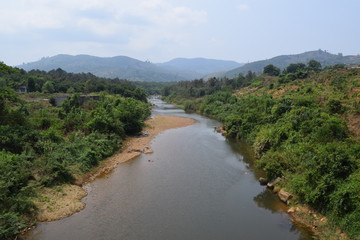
[163, 66, 360, 239]
[156, 58, 242, 79]
[18, 55, 188, 82]
[224, 50, 360, 77]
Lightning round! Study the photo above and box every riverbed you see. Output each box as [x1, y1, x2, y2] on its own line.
[25, 98, 314, 240]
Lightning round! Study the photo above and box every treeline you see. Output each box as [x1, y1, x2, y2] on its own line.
[163, 62, 360, 239]
[163, 71, 257, 100]
[0, 63, 151, 239]
[0, 63, 147, 102]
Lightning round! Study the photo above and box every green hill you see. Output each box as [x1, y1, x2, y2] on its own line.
[223, 50, 360, 77]
[18, 54, 188, 82]
[157, 58, 242, 79]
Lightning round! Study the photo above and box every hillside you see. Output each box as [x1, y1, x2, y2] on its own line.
[223, 50, 360, 78]
[18, 55, 188, 82]
[156, 58, 242, 79]
[163, 65, 360, 239]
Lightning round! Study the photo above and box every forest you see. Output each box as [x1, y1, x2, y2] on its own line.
[163, 61, 360, 239]
[0, 62, 151, 239]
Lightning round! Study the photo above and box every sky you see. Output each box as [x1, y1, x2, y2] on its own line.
[1, 0, 360, 66]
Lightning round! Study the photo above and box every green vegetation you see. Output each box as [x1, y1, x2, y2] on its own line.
[164, 61, 360, 239]
[223, 49, 360, 78]
[0, 62, 150, 239]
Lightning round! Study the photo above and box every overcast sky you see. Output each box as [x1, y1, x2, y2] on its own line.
[1, 0, 359, 66]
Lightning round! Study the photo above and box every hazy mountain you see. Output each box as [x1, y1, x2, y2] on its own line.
[18, 54, 190, 82]
[157, 58, 243, 79]
[223, 50, 360, 78]
[18, 55, 243, 82]
[18, 51, 360, 82]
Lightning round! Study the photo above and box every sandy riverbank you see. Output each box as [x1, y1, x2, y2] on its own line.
[34, 115, 195, 222]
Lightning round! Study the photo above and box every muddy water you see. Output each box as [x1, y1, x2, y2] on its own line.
[25, 98, 314, 240]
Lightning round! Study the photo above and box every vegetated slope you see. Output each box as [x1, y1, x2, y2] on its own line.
[223, 50, 360, 78]
[163, 64, 360, 239]
[157, 58, 243, 79]
[0, 62, 151, 240]
[18, 54, 189, 82]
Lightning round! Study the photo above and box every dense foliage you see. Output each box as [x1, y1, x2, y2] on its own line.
[164, 62, 360, 238]
[163, 71, 257, 105]
[0, 63, 147, 102]
[0, 63, 151, 239]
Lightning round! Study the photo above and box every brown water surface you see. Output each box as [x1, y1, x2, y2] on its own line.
[25, 98, 315, 240]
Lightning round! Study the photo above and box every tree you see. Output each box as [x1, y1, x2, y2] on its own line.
[49, 96, 56, 106]
[285, 63, 306, 74]
[307, 60, 322, 72]
[42, 81, 55, 93]
[0, 78, 6, 88]
[245, 71, 256, 81]
[327, 99, 345, 114]
[27, 78, 36, 92]
[263, 64, 280, 76]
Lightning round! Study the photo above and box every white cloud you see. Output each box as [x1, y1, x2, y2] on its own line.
[0, 0, 208, 64]
[76, 18, 120, 37]
[0, 0, 207, 46]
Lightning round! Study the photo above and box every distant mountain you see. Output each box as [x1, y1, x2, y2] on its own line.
[19, 51, 359, 82]
[18, 55, 243, 82]
[157, 58, 243, 79]
[223, 50, 360, 78]
[18, 54, 190, 82]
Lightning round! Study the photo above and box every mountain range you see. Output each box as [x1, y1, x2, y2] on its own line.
[156, 58, 241, 80]
[17, 50, 360, 82]
[18, 55, 242, 82]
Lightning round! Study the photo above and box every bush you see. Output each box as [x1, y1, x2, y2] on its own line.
[326, 99, 345, 114]
[183, 100, 197, 112]
[0, 152, 34, 239]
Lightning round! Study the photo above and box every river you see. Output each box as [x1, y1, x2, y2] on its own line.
[25, 98, 314, 240]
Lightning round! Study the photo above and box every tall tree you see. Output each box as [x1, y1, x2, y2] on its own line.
[263, 64, 280, 76]
[307, 59, 322, 72]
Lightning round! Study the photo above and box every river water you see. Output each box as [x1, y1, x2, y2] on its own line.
[25, 98, 314, 240]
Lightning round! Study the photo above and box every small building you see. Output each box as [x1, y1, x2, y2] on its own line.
[17, 85, 27, 93]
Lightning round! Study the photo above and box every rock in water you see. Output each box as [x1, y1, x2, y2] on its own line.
[267, 177, 282, 189]
[259, 177, 268, 185]
[278, 189, 293, 204]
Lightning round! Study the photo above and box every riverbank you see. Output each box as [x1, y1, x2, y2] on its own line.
[32, 115, 195, 222]
[263, 178, 350, 240]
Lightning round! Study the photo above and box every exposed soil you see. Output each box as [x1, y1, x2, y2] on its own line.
[287, 205, 350, 240]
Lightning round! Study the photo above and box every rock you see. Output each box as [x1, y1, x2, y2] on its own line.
[259, 177, 268, 185]
[215, 126, 227, 136]
[144, 147, 153, 154]
[267, 177, 282, 189]
[272, 185, 281, 193]
[278, 189, 293, 204]
[135, 132, 149, 138]
[287, 207, 296, 213]
[128, 149, 143, 153]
